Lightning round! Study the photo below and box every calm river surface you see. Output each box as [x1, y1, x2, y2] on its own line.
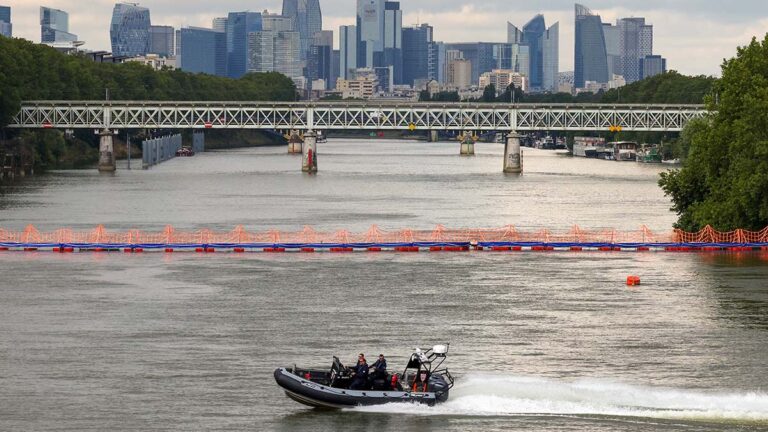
[1, 140, 767, 431]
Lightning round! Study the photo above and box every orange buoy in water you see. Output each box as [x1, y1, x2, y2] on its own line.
[626, 276, 641, 286]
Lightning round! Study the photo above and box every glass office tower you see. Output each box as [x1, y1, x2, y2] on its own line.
[282, 0, 322, 60]
[226, 11, 262, 78]
[574, 3, 608, 88]
[41, 7, 78, 43]
[110, 3, 151, 57]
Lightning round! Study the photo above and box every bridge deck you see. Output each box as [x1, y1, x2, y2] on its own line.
[9, 101, 709, 132]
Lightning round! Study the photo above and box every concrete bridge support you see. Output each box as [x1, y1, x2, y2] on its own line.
[460, 132, 475, 156]
[97, 128, 116, 172]
[302, 130, 318, 173]
[428, 130, 439, 142]
[287, 130, 303, 154]
[504, 132, 523, 174]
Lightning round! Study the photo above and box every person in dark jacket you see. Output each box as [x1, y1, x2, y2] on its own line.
[371, 354, 387, 373]
[349, 353, 369, 390]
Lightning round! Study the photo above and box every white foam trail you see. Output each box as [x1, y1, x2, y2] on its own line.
[353, 374, 768, 423]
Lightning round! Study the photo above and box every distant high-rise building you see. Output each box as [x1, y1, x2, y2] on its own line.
[227, 11, 263, 78]
[383, 1, 402, 84]
[356, 0, 384, 68]
[331, 49, 340, 89]
[542, 23, 559, 92]
[522, 15, 545, 89]
[507, 16, 559, 92]
[212, 17, 228, 33]
[574, 3, 609, 88]
[640, 54, 666, 79]
[0, 5, 11, 38]
[443, 42, 497, 85]
[149, 25, 174, 57]
[40, 7, 77, 43]
[402, 24, 432, 87]
[248, 12, 301, 79]
[179, 27, 226, 76]
[308, 30, 333, 87]
[282, 0, 322, 61]
[110, 3, 151, 57]
[617, 17, 653, 83]
[339, 25, 357, 80]
[428, 41, 445, 83]
[507, 22, 522, 44]
[602, 23, 621, 78]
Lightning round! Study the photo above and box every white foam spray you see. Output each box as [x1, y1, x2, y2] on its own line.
[353, 374, 768, 423]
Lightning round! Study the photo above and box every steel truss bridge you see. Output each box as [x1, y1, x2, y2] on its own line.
[9, 101, 708, 132]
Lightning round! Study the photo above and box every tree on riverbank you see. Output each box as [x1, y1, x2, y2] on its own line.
[0, 36, 296, 169]
[659, 35, 768, 231]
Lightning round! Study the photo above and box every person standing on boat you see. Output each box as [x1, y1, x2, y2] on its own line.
[349, 353, 369, 390]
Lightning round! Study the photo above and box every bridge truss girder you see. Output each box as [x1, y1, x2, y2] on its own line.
[10, 102, 708, 132]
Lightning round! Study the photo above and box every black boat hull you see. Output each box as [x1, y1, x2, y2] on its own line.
[274, 368, 442, 408]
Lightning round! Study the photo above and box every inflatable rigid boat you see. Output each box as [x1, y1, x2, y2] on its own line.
[274, 345, 454, 408]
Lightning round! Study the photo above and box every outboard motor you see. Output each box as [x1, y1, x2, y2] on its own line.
[428, 374, 451, 402]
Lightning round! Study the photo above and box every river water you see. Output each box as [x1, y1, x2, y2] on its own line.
[1, 140, 767, 431]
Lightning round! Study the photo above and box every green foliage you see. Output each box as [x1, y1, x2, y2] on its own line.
[481, 84, 496, 102]
[0, 37, 296, 127]
[659, 36, 768, 231]
[0, 36, 296, 169]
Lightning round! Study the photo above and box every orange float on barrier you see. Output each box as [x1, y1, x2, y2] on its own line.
[123, 248, 132, 253]
[195, 247, 204, 253]
[367, 247, 382, 252]
[637, 247, 650, 252]
[0, 247, 8, 251]
[233, 247, 245, 253]
[511, 246, 522, 251]
[301, 248, 315, 253]
[491, 246, 511, 251]
[165, 248, 174, 253]
[430, 246, 443, 251]
[570, 246, 583, 251]
[598, 246, 612, 252]
[24, 247, 37, 251]
[64, 247, 74, 253]
[626, 275, 641, 286]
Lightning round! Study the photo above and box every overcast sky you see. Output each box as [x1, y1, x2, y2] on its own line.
[5, 0, 768, 75]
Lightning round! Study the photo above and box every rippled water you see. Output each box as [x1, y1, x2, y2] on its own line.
[1, 140, 767, 431]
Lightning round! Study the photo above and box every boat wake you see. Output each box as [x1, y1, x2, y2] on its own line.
[352, 374, 768, 423]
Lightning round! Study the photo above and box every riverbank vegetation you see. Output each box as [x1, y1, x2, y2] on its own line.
[0, 36, 296, 170]
[659, 35, 768, 231]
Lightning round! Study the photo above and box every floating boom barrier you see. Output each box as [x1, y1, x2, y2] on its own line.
[1, 224, 768, 253]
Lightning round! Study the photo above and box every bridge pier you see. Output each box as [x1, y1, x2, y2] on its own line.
[504, 132, 523, 174]
[287, 130, 303, 154]
[302, 130, 318, 173]
[460, 132, 475, 156]
[428, 130, 439, 142]
[97, 128, 116, 172]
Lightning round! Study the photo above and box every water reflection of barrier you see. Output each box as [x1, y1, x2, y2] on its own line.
[142, 134, 182, 169]
[1, 225, 767, 253]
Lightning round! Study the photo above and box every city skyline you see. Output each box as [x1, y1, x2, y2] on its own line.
[3, 0, 768, 76]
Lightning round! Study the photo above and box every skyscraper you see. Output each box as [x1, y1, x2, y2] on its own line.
[402, 24, 432, 86]
[226, 11, 262, 78]
[617, 17, 653, 83]
[308, 30, 333, 87]
[110, 3, 151, 57]
[179, 27, 226, 76]
[574, 3, 609, 88]
[522, 15, 545, 89]
[249, 13, 302, 79]
[281, 0, 322, 61]
[40, 7, 78, 43]
[339, 25, 357, 80]
[356, 0, 384, 68]
[508, 15, 559, 92]
[149, 25, 174, 57]
[383, 2, 402, 84]
[542, 23, 559, 92]
[0, 5, 11, 38]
